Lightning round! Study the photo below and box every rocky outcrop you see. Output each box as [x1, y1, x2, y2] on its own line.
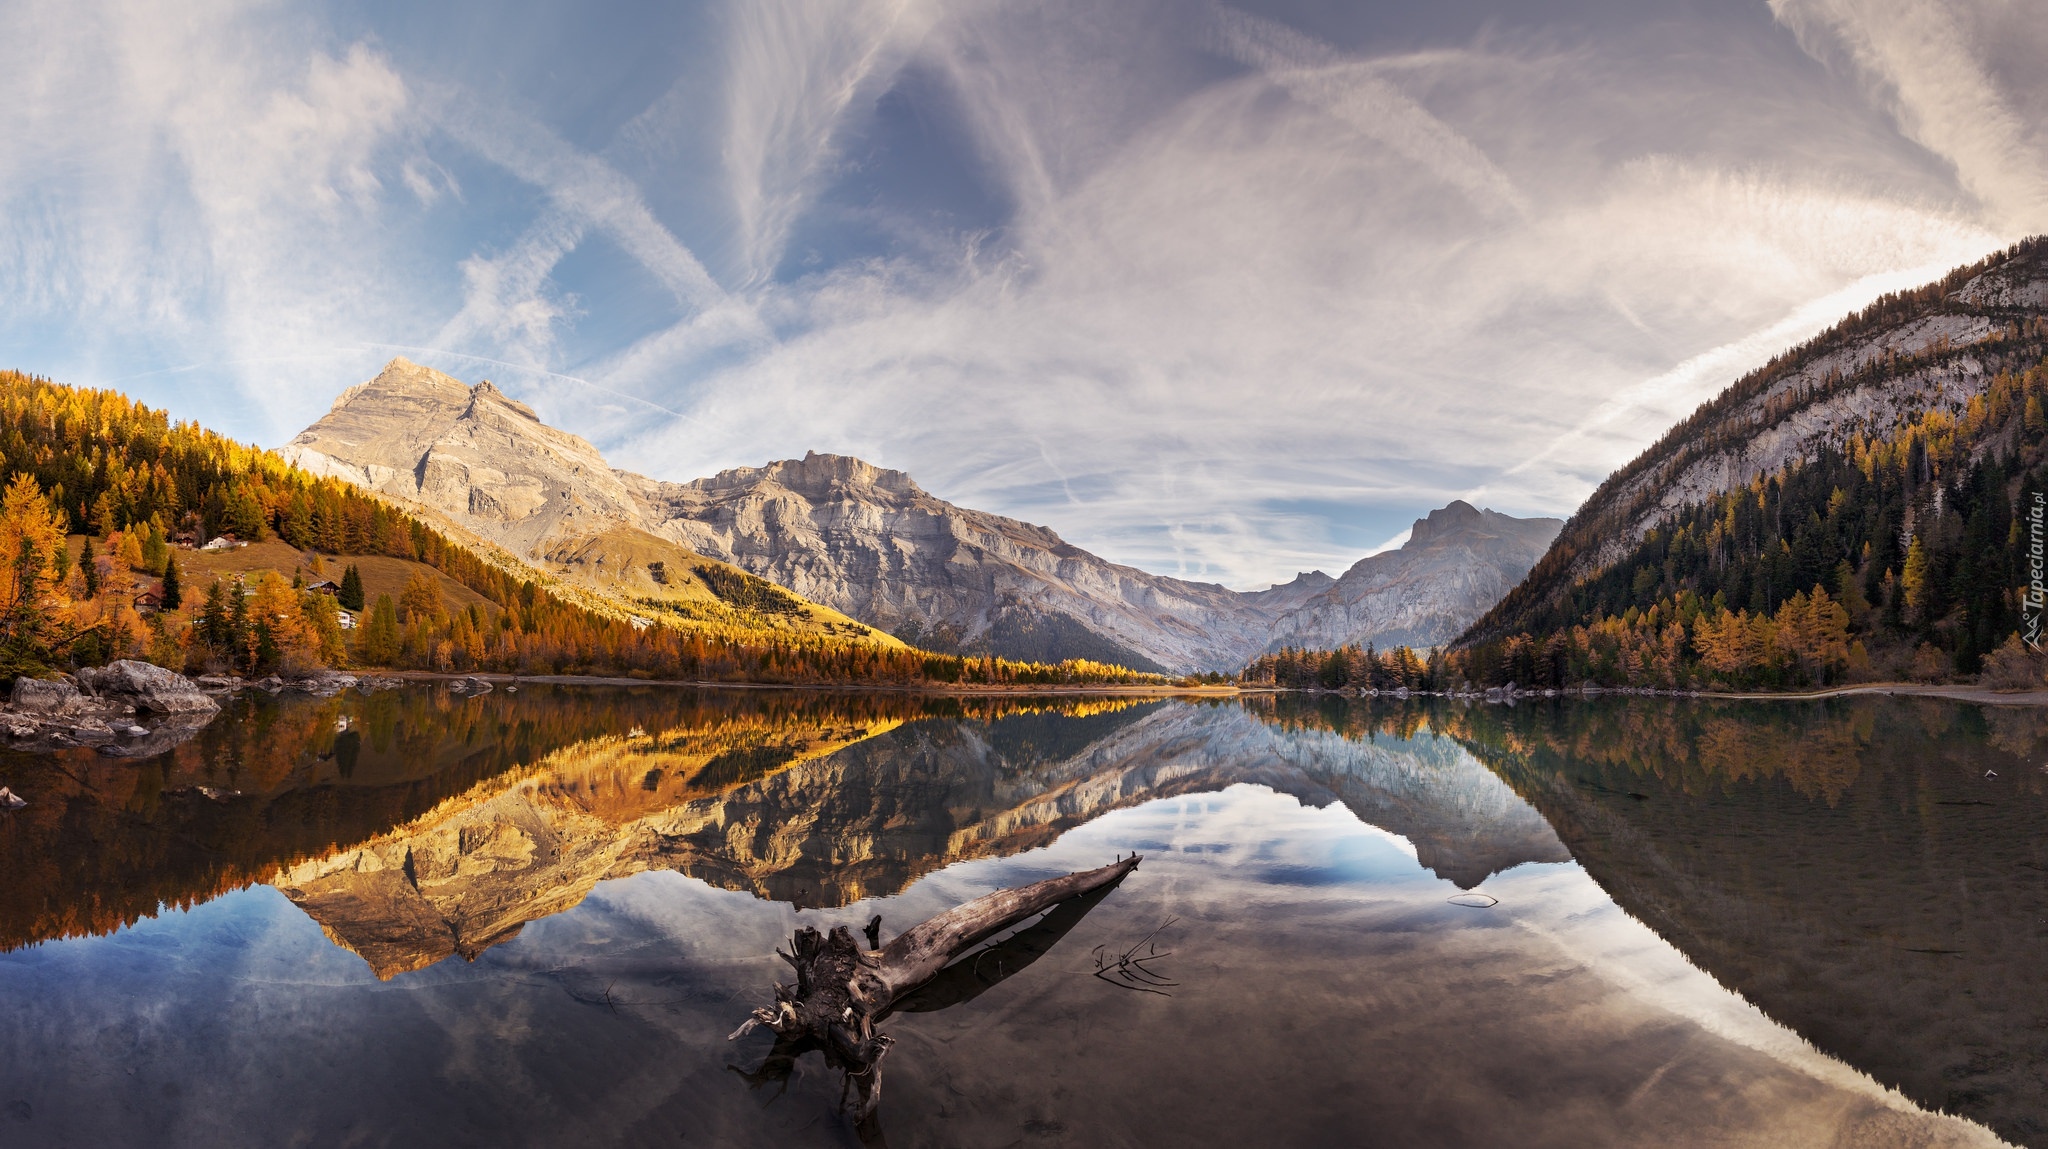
[2, 664, 218, 755]
[75, 660, 221, 714]
[287, 358, 1559, 671]
[1262, 502, 1561, 651]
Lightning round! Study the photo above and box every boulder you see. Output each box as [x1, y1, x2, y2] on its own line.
[286, 671, 358, 698]
[11, 676, 84, 714]
[75, 660, 221, 715]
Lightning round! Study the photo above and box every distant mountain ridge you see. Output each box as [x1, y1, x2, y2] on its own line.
[288, 358, 1559, 671]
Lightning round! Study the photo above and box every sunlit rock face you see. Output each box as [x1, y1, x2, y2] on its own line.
[284, 357, 642, 556]
[636, 452, 1323, 673]
[285, 360, 1554, 671]
[274, 701, 1569, 978]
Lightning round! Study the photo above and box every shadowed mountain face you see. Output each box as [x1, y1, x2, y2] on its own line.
[1263, 501, 1560, 652]
[1431, 696, 2048, 1148]
[287, 360, 1556, 671]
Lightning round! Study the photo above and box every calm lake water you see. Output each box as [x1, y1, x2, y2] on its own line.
[1, 686, 2043, 1148]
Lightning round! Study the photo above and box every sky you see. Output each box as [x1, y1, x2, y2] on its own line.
[2, 0, 2045, 589]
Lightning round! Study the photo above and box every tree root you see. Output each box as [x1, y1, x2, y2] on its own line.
[728, 854, 1142, 1122]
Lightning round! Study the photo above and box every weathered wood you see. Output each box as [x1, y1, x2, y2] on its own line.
[728, 854, 1142, 1118]
[871, 854, 1141, 1003]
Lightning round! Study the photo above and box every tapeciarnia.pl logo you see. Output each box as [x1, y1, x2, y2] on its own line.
[2028, 491, 2046, 652]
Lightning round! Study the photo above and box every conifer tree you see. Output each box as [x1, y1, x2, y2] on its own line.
[161, 556, 183, 611]
[199, 580, 232, 653]
[338, 564, 365, 611]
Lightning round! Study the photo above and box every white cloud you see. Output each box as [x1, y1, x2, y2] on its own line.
[0, 0, 434, 426]
[1771, 0, 2048, 231]
[1208, 6, 1529, 220]
[2, 0, 2039, 590]
[717, 0, 941, 285]
[604, 5, 2012, 586]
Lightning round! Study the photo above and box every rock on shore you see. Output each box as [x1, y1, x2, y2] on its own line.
[2, 662, 221, 756]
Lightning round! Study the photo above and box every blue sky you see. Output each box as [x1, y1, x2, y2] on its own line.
[2, 0, 2043, 587]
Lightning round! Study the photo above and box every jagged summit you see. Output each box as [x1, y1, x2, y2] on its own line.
[681, 451, 927, 499]
[1407, 500, 1560, 551]
[285, 357, 637, 556]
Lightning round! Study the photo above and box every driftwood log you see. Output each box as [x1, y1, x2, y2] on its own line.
[729, 854, 1142, 1117]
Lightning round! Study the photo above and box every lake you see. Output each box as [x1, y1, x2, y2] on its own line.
[0, 685, 2041, 1147]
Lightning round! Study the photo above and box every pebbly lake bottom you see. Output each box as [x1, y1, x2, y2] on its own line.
[0, 689, 2041, 1147]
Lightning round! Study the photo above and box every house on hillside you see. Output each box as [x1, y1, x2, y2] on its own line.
[336, 610, 356, 630]
[200, 535, 244, 551]
[306, 579, 340, 597]
[133, 590, 163, 615]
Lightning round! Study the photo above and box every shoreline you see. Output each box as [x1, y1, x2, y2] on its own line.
[276, 670, 2048, 706]
[363, 669, 1252, 699]
[1689, 681, 2048, 706]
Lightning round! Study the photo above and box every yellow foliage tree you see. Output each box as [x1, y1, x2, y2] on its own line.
[0, 473, 78, 673]
[1901, 537, 1930, 617]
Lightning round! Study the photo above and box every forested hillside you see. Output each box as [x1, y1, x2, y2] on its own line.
[0, 372, 1158, 687]
[1445, 238, 2048, 690]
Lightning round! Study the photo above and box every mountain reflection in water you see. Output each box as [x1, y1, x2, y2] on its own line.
[0, 685, 2034, 1147]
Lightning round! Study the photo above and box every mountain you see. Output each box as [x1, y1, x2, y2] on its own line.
[1456, 236, 2048, 686]
[281, 359, 896, 646]
[288, 359, 1558, 672]
[1263, 501, 1560, 651]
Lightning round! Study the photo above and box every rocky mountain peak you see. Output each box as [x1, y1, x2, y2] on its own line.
[1405, 499, 1556, 551]
[1408, 500, 1483, 545]
[356, 356, 471, 406]
[681, 451, 928, 502]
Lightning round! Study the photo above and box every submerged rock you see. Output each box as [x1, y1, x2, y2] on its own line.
[286, 671, 358, 698]
[0, 786, 24, 809]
